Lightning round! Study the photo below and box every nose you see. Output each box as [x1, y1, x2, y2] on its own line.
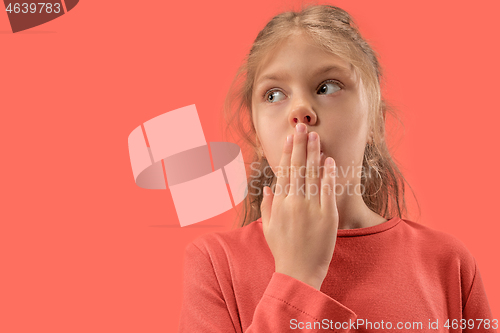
[289, 105, 317, 128]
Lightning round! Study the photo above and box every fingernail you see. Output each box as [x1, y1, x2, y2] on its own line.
[286, 134, 293, 144]
[308, 132, 317, 141]
[296, 123, 306, 133]
[326, 157, 334, 165]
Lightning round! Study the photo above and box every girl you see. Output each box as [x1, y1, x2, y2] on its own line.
[179, 4, 496, 332]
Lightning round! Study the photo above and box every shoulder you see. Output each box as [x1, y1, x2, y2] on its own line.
[400, 219, 477, 273]
[185, 218, 268, 262]
[400, 219, 484, 305]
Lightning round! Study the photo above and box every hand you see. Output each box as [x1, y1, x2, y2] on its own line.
[260, 123, 339, 290]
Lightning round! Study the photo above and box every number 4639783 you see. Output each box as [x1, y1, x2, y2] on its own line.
[6, 3, 62, 14]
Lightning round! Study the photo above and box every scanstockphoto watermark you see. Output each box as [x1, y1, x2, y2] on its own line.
[290, 318, 424, 330]
[249, 161, 380, 197]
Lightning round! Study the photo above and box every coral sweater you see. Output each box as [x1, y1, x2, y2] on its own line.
[178, 216, 496, 332]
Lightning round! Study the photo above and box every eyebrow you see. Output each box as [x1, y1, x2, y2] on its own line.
[255, 64, 352, 87]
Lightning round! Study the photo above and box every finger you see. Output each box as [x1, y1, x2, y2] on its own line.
[305, 131, 321, 204]
[274, 134, 293, 200]
[289, 123, 308, 197]
[320, 157, 337, 213]
[260, 186, 274, 230]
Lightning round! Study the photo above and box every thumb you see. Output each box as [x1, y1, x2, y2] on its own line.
[260, 186, 274, 229]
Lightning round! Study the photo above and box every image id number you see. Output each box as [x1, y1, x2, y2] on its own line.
[6, 3, 62, 14]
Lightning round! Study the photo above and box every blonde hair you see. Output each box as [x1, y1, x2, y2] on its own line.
[222, 3, 420, 228]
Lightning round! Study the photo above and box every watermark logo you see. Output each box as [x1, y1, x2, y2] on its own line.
[249, 162, 381, 198]
[3, 0, 78, 33]
[127, 104, 248, 227]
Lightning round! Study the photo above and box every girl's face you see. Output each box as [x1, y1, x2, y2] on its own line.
[252, 32, 372, 183]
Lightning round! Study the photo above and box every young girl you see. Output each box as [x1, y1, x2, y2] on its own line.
[178, 4, 496, 332]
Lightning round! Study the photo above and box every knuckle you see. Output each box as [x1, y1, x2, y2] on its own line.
[275, 166, 289, 179]
[321, 182, 333, 196]
[276, 168, 286, 179]
[306, 164, 319, 179]
[289, 163, 303, 177]
[289, 196, 303, 209]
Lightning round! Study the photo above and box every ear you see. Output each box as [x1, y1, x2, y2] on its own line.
[366, 128, 374, 145]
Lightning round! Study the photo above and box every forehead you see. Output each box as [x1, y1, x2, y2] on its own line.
[253, 34, 357, 88]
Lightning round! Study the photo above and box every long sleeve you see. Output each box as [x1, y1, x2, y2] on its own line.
[178, 241, 357, 333]
[462, 259, 497, 333]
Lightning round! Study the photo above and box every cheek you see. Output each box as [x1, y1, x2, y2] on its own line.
[258, 130, 287, 173]
[322, 111, 368, 155]
[333, 99, 368, 137]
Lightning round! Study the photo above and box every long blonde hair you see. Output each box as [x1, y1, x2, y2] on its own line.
[222, 3, 420, 228]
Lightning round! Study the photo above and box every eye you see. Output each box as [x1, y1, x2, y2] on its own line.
[263, 90, 286, 103]
[317, 80, 342, 95]
[262, 79, 343, 104]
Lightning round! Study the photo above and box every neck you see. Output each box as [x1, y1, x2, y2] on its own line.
[335, 190, 387, 230]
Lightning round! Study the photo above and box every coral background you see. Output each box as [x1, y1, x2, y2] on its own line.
[1, 0, 499, 332]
